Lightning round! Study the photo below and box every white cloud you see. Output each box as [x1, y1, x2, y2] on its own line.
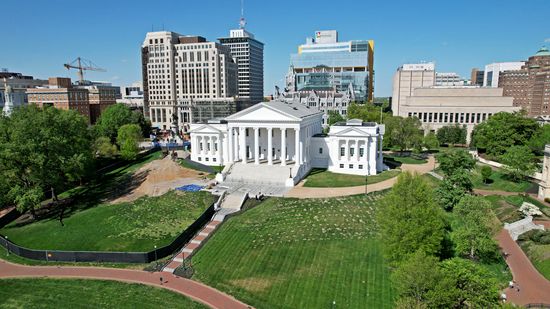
[545, 38, 550, 43]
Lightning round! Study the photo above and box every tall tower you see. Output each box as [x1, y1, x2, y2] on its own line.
[219, 3, 264, 104]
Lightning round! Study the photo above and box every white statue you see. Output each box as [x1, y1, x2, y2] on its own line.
[2, 78, 14, 116]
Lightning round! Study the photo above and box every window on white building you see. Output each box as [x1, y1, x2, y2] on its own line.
[350, 148, 355, 156]
[359, 165, 363, 169]
[200, 143, 203, 151]
[319, 148, 323, 154]
[349, 164, 354, 169]
[340, 147, 345, 156]
[214, 143, 218, 151]
[339, 164, 344, 168]
[360, 148, 364, 157]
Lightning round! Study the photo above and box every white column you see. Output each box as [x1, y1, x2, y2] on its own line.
[254, 127, 260, 165]
[240, 127, 246, 164]
[281, 128, 286, 166]
[355, 139, 360, 162]
[268, 127, 273, 165]
[234, 127, 239, 161]
[346, 138, 351, 161]
[227, 128, 233, 163]
[377, 135, 383, 170]
[210, 136, 215, 155]
[295, 127, 300, 165]
[369, 137, 377, 175]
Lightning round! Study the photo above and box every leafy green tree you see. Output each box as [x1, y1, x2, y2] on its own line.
[423, 132, 440, 150]
[436, 150, 476, 176]
[436, 125, 467, 146]
[387, 116, 424, 153]
[0, 105, 92, 219]
[428, 258, 500, 308]
[451, 195, 499, 261]
[93, 136, 118, 158]
[480, 165, 492, 184]
[377, 172, 446, 264]
[436, 169, 473, 211]
[527, 124, 550, 154]
[117, 124, 142, 160]
[471, 111, 539, 156]
[94, 104, 150, 142]
[327, 110, 344, 126]
[130, 109, 152, 138]
[500, 145, 537, 181]
[347, 102, 388, 123]
[392, 250, 442, 306]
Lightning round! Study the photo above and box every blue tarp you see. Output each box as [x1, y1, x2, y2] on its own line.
[175, 184, 204, 192]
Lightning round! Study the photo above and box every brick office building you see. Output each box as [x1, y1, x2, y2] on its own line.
[27, 77, 90, 121]
[499, 47, 550, 116]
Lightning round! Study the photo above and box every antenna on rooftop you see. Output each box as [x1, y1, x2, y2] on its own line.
[239, 0, 246, 29]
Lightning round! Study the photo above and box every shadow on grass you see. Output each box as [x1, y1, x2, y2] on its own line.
[10, 153, 158, 228]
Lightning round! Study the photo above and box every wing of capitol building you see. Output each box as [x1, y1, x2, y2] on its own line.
[189, 100, 385, 188]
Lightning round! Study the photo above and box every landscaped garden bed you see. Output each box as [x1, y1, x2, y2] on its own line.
[0, 278, 207, 308]
[303, 168, 400, 188]
[192, 193, 395, 309]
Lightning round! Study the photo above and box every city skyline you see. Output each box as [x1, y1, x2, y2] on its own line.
[1, 0, 549, 97]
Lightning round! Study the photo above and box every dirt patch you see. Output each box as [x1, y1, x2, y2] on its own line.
[111, 156, 209, 204]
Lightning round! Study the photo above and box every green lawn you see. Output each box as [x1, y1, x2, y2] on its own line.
[0, 278, 207, 308]
[472, 165, 535, 192]
[519, 242, 550, 281]
[192, 193, 395, 309]
[384, 154, 427, 164]
[484, 195, 524, 224]
[303, 169, 401, 188]
[0, 191, 215, 252]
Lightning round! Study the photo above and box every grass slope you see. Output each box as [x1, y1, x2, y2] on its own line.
[384, 154, 427, 164]
[472, 165, 534, 192]
[303, 169, 400, 188]
[192, 193, 395, 309]
[0, 278, 207, 308]
[0, 191, 215, 252]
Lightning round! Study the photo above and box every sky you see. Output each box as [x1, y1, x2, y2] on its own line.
[1, 0, 549, 97]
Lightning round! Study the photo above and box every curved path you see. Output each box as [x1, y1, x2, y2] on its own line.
[285, 156, 436, 199]
[0, 259, 250, 309]
[497, 227, 550, 306]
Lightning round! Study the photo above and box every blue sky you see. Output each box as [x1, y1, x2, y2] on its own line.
[1, 0, 549, 97]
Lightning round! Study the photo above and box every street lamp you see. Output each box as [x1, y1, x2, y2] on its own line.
[154, 245, 158, 262]
[5, 236, 9, 256]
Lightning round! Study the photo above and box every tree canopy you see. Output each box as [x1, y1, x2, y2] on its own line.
[500, 145, 537, 181]
[117, 124, 142, 160]
[94, 104, 150, 142]
[327, 110, 344, 126]
[436, 150, 476, 176]
[385, 116, 424, 152]
[471, 112, 539, 156]
[377, 172, 446, 264]
[436, 125, 467, 146]
[0, 105, 92, 215]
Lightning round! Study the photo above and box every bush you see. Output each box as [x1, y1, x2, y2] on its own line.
[545, 197, 550, 203]
[480, 165, 492, 184]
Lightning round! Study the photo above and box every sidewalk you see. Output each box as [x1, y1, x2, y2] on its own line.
[285, 156, 436, 199]
[0, 259, 251, 309]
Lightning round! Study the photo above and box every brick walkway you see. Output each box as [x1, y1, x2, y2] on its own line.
[497, 228, 550, 306]
[285, 156, 436, 199]
[0, 259, 250, 309]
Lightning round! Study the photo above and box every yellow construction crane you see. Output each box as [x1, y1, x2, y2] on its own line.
[63, 57, 106, 83]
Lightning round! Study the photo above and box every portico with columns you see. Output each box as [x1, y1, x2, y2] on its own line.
[189, 101, 385, 187]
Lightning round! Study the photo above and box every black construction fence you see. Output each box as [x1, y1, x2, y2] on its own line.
[0, 204, 216, 264]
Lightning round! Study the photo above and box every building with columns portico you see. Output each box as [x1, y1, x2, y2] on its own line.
[189, 101, 385, 187]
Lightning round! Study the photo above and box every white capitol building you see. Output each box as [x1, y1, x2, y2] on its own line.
[189, 101, 385, 188]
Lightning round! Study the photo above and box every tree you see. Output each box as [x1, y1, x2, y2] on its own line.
[117, 124, 142, 160]
[392, 250, 442, 306]
[471, 111, 539, 156]
[436, 150, 476, 176]
[500, 145, 537, 181]
[347, 101, 389, 123]
[387, 116, 424, 153]
[423, 132, 439, 150]
[528, 124, 550, 154]
[327, 110, 344, 126]
[377, 172, 446, 264]
[0, 105, 92, 219]
[436, 125, 467, 146]
[480, 165, 492, 184]
[436, 169, 473, 211]
[93, 136, 118, 158]
[451, 195, 500, 261]
[428, 258, 500, 308]
[94, 104, 149, 141]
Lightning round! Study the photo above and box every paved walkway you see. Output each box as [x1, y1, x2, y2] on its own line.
[497, 228, 550, 306]
[285, 156, 436, 199]
[0, 259, 250, 309]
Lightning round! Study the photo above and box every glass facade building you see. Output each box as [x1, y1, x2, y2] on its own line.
[287, 31, 374, 102]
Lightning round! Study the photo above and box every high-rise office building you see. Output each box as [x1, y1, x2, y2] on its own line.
[219, 21, 264, 104]
[286, 30, 374, 102]
[391, 62, 436, 116]
[435, 72, 466, 86]
[499, 47, 550, 116]
[483, 61, 525, 87]
[141, 31, 239, 131]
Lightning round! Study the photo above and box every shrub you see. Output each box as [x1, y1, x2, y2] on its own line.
[545, 197, 550, 203]
[480, 165, 492, 184]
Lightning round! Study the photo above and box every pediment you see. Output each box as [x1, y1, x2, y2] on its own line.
[189, 124, 222, 134]
[226, 104, 300, 122]
[331, 127, 372, 137]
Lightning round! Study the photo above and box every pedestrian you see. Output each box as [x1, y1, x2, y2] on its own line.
[160, 276, 163, 285]
[509, 281, 514, 288]
[517, 285, 520, 293]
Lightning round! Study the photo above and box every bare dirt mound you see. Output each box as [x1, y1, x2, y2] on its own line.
[112, 156, 209, 204]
